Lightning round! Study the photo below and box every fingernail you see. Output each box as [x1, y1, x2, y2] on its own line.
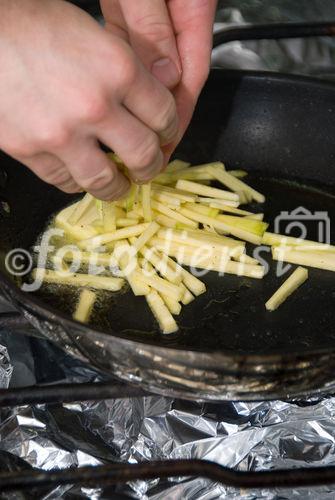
[151, 58, 181, 89]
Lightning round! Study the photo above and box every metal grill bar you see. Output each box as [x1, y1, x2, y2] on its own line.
[1, 459, 335, 491]
[213, 21, 335, 48]
[0, 382, 148, 407]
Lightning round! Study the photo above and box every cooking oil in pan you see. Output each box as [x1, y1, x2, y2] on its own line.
[31, 176, 335, 354]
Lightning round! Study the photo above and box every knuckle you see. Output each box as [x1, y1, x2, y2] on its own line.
[156, 95, 177, 133]
[80, 170, 115, 192]
[130, 135, 159, 170]
[37, 125, 71, 150]
[44, 168, 70, 186]
[114, 49, 138, 89]
[78, 95, 108, 124]
[136, 15, 172, 43]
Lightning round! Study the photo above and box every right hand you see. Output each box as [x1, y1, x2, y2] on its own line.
[0, 0, 179, 200]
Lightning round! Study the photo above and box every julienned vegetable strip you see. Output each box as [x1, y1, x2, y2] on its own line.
[209, 164, 266, 203]
[33, 269, 124, 291]
[145, 290, 178, 334]
[68, 193, 94, 225]
[79, 223, 150, 249]
[114, 241, 149, 296]
[265, 267, 308, 311]
[263, 232, 335, 252]
[272, 247, 335, 272]
[141, 183, 152, 221]
[178, 207, 263, 245]
[176, 179, 240, 202]
[73, 289, 97, 323]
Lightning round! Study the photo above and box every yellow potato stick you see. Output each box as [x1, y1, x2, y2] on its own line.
[33, 269, 124, 291]
[272, 247, 335, 272]
[79, 223, 150, 250]
[153, 213, 177, 229]
[198, 198, 240, 208]
[263, 232, 335, 252]
[265, 267, 308, 311]
[114, 241, 149, 296]
[141, 261, 182, 315]
[69, 193, 94, 225]
[151, 200, 198, 228]
[152, 191, 181, 207]
[142, 183, 152, 221]
[155, 169, 216, 185]
[245, 213, 264, 221]
[159, 292, 182, 315]
[176, 179, 239, 202]
[73, 289, 96, 323]
[55, 204, 98, 240]
[235, 253, 260, 266]
[145, 290, 178, 334]
[165, 256, 206, 296]
[116, 218, 140, 228]
[184, 203, 219, 218]
[149, 250, 264, 278]
[136, 244, 182, 284]
[179, 283, 195, 305]
[209, 203, 252, 215]
[178, 208, 263, 245]
[152, 184, 198, 203]
[132, 221, 160, 252]
[101, 201, 117, 232]
[216, 214, 268, 236]
[60, 250, 117, 268]
[166, 159, 190, 172]
[228, 169, 248, 178]
[138, 264, 183, 301]
[209, 165, 265, 203]
[156, 228, 244, 255]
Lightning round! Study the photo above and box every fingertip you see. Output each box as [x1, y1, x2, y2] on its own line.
[95, 173, 130, 201]
[129, 149, 164, 184]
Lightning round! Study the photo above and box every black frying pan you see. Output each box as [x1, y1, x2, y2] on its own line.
[0, 23, 334, 401]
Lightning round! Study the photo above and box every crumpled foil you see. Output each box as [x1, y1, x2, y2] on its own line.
[1, 2, 335, 499]
[1, 332, 335, 499]
[0, 344, 13, 390]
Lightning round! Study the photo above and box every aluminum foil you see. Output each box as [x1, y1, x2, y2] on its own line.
[3, 391, 335, 499]
[0, 344, 13, 390]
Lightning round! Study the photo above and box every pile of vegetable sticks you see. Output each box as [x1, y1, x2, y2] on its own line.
[32, 157, 335, 332]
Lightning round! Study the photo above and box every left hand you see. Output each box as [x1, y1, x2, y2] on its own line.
[101, 0, 217, 162]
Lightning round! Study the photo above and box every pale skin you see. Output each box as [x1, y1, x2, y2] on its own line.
[0, 0, 217, 200]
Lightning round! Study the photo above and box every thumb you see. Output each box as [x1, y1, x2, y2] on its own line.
[119, 0, 182, 89]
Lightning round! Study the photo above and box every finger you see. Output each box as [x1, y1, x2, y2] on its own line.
[61, 139, 130, 200]
[100, 0, 129, 42]
[119, 0, 182, 89]
[124, 64, 179, 146]
[16, 152, 81, 193]
[164, 0, 217, 158]
[97, 106, 163, 183]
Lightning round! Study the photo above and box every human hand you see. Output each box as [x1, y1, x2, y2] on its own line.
[101, 0, 217, 160]
[0, 0, 178, 199]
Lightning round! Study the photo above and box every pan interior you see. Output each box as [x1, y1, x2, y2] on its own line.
[32, 174, 335, 355]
